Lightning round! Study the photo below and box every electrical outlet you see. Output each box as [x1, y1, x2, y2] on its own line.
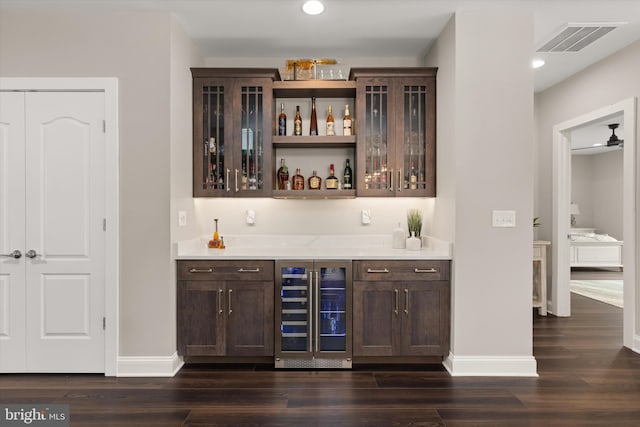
[178, 210, 187, 227]
[361, 209, 371, 225]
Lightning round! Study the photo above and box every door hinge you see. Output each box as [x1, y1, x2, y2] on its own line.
[103, 218, 106, 231]
[102, 120, 106, 133]
[103, 317, 106, 330]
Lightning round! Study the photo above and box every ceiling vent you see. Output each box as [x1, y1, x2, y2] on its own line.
[537, 23, 624, 53]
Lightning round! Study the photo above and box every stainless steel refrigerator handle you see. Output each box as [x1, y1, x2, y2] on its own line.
[315, 270, 319, 354]
[404, 289, 409, 315]
[308, 271, 313, 354]
[394, 289, 399, 315]
[1, 250, 22, 259]
[218, 289, 223, 315]
[228, 289, 233, 315]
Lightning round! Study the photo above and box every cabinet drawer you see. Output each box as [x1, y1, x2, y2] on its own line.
[354, 260, 449, 281]
[178, 260, 274, 281]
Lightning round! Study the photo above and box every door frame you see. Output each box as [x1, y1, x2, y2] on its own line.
[551, 97, 637, 352]
[0, 77, 119, 375]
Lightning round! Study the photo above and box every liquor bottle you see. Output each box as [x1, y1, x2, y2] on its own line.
[293, 106, 302, 136]
[278, 103, 287, 136]
[276, 158, 289, 190]
[209, 136, 217, 155]
[308, 170, 322, 190]
[309, 97, 318, 136]
[292, 168, 305, 190]
[326, 105, 335, 136]
[343, 104, 352, 136]
[208, 218, 221, 248]
[342, 159, 353, 189]
[410, 161, 417, 190]
[325, 164, 339, 190]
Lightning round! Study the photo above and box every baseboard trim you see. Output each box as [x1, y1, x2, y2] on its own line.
[117, 352, 184, 377]
[443, 353, 538, 377]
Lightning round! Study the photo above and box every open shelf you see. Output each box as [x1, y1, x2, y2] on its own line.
[273, 135, 356, 148]
[272, 189, 356, 199]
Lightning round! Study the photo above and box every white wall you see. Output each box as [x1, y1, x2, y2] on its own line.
[571, 151, 623, 239]
[0, 11, 175, 358]
[426, 11, 536, 375]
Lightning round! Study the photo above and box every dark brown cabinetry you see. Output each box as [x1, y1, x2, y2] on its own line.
[350, 68, 437, 197]
[353, 260, 450, 359]
[192, 68, 277, 197]
[177, 260, 274, 359]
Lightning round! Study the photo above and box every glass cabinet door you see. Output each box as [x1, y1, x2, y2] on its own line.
[318, 266, 347, 352]
[400, 79, 434, 196]
[278, 265, 310, 354]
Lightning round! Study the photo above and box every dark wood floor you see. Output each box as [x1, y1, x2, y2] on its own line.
[2, 294, 639, 426]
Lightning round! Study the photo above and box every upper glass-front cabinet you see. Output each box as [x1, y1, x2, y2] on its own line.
[352, 69, 436, 197]
[192, 69, 276, 197]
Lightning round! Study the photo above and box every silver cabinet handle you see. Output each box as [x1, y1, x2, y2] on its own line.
[226, 168, 231, 192]
[237, 268, 260, 273]
[218, 289, 223, 315]
[394, 289, 399, 315]
[1, 250, 22, 259]
[315, 270, 319, 353]
[235, 169, 239, 192]
[228, 289, 233, 315]
[414, 268, 438, 273]
[389, 168, 394, 192]
[367, 268, 389, 273]
[25, 250, 41, 259]
[398, 169, 402, 192]
[404, 289, 409, 315]
[189, 268, 213, 273]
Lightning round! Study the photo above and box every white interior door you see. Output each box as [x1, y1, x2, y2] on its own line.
[0, 91, 106, 373]
[0, 92, 27, 371]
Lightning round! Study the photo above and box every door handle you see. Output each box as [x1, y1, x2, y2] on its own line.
[235, 169, 239, 192]
[1, 250, 22, 259]
[404, 289, 409, 315]
[226, 168, 231, 192]
[394, 289, 399, 315]
[237, 268, 260, 273]
[228, 289, 233, 315]
[25, 250, 42, 259]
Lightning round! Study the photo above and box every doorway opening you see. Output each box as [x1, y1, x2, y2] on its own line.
[551, 97, 637, 351]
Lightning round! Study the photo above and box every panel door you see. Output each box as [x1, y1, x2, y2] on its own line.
[226, 281, 274, 356]
[178, 281, 225, 356]
[401, 282, 450, 356]
[353, 282, 399, 356]
[24, 92, 106, 372]
[0, 92, 27, 371]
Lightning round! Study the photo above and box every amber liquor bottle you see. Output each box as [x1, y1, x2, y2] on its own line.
[343, 105, 352, 136]
[309, 97, 318, 136]
[293, 106, 302, 136]
[292, 168, 305, 190]
[308, 170, 322, 190]
[278, 103, 287, 136]
[325, 164, 339, 190]
[277, 158, 289, 190]
[326, 105, 335, 136]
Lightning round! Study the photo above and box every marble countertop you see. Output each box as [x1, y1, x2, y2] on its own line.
[175, 234, 452, 260]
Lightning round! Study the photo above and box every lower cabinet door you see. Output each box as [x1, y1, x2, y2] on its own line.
[353, 282, 399, 356]
[226, 281, 274, 356]
[178, 281, 226, 356]
[401, 282, 450, 356]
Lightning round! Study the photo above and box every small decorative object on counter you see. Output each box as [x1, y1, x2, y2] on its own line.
[392, 222, 406, 249]
[325, 164, 339, 189]
[208, 218, 224, 249]
[407, 208, 423, 239]
[308, 170, 322, 190]
[406, 231, 421, 251]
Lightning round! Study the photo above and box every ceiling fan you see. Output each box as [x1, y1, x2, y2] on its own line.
[571, 123, 624, 152]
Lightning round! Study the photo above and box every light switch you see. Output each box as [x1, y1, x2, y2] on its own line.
[492, 210, 516, 228]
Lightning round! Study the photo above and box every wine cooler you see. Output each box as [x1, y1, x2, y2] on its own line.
[275, 260, 352, 368]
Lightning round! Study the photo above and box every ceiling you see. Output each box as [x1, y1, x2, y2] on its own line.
[1, 0, 639, 92]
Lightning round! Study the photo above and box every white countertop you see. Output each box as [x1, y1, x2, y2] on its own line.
[175, 234, 452, 260]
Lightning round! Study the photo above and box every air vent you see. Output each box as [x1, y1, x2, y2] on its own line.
[537, 23, 624, 53]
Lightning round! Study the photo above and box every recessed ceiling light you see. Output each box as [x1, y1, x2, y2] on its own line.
[532, 58, 546, 69]
[303, 0, 325, 15]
